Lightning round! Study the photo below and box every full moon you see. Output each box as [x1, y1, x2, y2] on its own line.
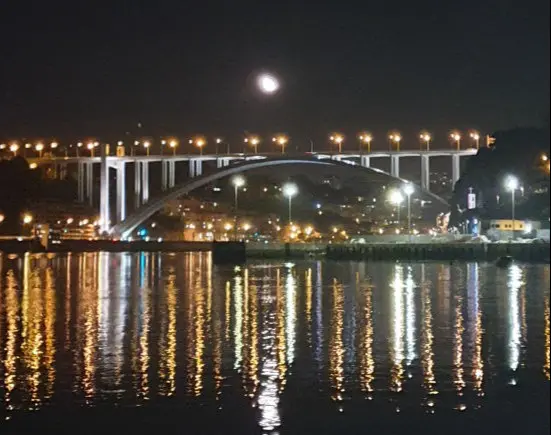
[257, 73, 280, 94]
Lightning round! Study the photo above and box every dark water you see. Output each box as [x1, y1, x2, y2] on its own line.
[0, 252, 549, 434]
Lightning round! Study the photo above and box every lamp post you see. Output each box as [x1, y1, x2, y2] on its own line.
[469, 131, 480, 149]
[282, 182, 298, 223]
[358, 133, 372, 153]
[420, 133, 431, 150]
[450, 132, 461, 151]
[272, 135, 288, 154]
[232, 175, 246, 241]
[389, 133, 401, 152]
[403, 183, 415, 240]
[244, 137, 260, 154]
[169, 139, 178, 156]
[329, 134, 344, 153]
[35, 143, 44, 158]
[506, 175, 519, 236]
[389, 189, 404, 229]
[143, 141, 151, 156]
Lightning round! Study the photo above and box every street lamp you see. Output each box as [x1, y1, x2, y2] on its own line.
[169, 139, 178, 156]
[282, 182, 298, 223]
[329, 134, 344, 153]
[9, 143, 19, 156]
[469, 131, 480, 149]
[232, 175, 246, 241]
[143, 141, 151, 156]
[35, 143, 44, 158]
[232, 175, 246, 211]
[358, 133, 373, 153]
[505, 175, 519, 235]
[389, 189, 404, 226]
[272, 135, 288, 154]
[450, 132, 461, 150]
[244, 136, 260, 154]
[403, 183, 415, 239]
[87, 142, 95, 157]
[419, 132, 431, 150]
[389, 133, 401, 151]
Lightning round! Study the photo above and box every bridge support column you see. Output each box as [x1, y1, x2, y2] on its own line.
[86, 162, 93, 206]
[195, 160, 203, 176]
[452, 154, 461, 187]
[77, 162, 85, 202]
[134, 161, 141, 209]
[216, 158, 223, 169]
[141, 162, 149, 204]
[161, 160, 168, 191]
[59, 163, 68, 180]
[421, 155, 430, 191]
[116, 161, 126, 223]
[168, 161, 176, 188]
[391, 155, 400, 178]
[189, 160, 196, 178]
[360, 156, 370, 168]
[99, 146, 110, 234]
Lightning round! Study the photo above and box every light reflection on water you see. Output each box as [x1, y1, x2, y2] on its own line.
[0, 252, 549, 433]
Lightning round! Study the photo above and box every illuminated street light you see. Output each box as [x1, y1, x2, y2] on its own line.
[169, 139, 178, 155]
[87, 142, 95, 157]
[35, 143, 45, 158]
[189, 137, 206, 155]
[272, 135, 288, 154]
[469, 131, 480, 149]
[0, 213, 5, 224]
[9, 143, 19, 156]
[403, 183, 415, 238]
[389, 189, 404, 225]
[22, 213, 33, 225]
[232, 175, 246, 211]
[232, 175, 246, 241]
[282, 182, 298, 223]
[143, 141, 151, 156]
[257, 73, 280, 94]
[358, 133, 373, 153]
[419, 132, 431, 150]
[244, 136, 260, 154]
[505, 175, 519, 234]
[76, 142, 83, 157]
[329, 134, 344, 153]
[450, 131, 461, 150]
[388, 133, 401, 151]
[215, 137, 230, 155]
[50, 141, 58, 150]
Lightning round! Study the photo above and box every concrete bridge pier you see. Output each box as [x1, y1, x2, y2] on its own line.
[86, 162, 94, 206]
[134, 160, 141, 209]
[168, 161, 176, 188]
[116, 161, 126, 222]
[452, 154, 461, 187]
[391, 155, 400, 178]
[99, 145, 110, 233]
[360, 156, 370, 168]
[161, 160, 168, 191]
[421, 155, 430, 191]
[141, 162, 149, 204]
[77, 162, 85, 202]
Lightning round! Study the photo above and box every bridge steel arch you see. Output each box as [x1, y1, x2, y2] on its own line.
[111, 157, 448, 238]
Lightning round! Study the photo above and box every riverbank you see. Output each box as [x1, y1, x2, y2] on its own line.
[1, 239, 549, 262]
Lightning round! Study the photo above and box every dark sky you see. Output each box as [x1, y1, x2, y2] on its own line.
[1, 0, 549, 150]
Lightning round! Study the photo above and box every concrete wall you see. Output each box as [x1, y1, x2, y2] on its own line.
[348, 234, 462, 244]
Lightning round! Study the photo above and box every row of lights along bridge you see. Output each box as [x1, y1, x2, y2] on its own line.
[1, 130, 492, 158]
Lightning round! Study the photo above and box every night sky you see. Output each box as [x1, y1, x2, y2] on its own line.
[1, 0, 549, 149]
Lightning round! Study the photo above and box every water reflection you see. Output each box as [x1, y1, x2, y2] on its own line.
[0, 254, 549, 432]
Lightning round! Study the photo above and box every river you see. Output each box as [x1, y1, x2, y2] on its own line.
[0, 252, 549, 434]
